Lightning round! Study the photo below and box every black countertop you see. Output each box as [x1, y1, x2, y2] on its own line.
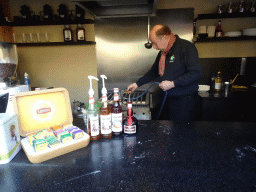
[1, 119, 256, 191]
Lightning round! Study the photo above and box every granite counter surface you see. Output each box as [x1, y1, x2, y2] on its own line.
[1, 119, 256, 191]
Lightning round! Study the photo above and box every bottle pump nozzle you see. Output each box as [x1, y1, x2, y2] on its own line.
[88, 76, 99, 97]
[100, 75, 107, 96]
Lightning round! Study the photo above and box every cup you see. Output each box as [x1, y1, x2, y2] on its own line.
[45, 32, 49, 42]
[22, 33, 26, 43]
[29, 33, 34, 42]
[224, 82, 230, 97]
[207, 26, 215, 38]
[37, 33, 40, 42]
[199, 26, 207, 34]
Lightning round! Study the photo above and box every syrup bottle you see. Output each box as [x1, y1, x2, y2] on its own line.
[87, 76, 100, 140]
[111, 88, 123, 136]
[215, 20, 223, 38]
[76, 24, 86, 41]
[63, 24, 73, 42]
[100, 75, 112, 139]
[123, 94, 138, 134]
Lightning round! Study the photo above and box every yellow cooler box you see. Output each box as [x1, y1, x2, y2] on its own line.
[12, 88, 90, 163]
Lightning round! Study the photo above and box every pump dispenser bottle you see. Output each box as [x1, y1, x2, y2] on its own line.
[87, 76, 100, 140]
[99, 75, 112, 139]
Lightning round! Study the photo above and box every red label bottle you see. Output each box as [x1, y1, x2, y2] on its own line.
[111, 88, 122, 135]
[215, 20, 223, 38]
[123, 102, 138, 134]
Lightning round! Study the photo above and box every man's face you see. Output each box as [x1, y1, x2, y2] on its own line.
[149, 33, 168, 51]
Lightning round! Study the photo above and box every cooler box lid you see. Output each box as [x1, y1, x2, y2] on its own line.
[12, 88, 73, 137]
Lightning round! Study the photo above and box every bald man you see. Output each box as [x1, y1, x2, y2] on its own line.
[127, 25, 202, 123]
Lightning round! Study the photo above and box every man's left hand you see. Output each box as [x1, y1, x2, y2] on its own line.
[159, 81, 175, 91]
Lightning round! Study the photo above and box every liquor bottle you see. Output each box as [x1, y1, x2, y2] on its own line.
[123, 97, 138, 134]
[111, 88, 122, 136]
[215, 20, 223, 38]
[250, 2, 255, 12]
[239, 0, 245, 12]
[215, 71, 222, 93]
[63, 24, 73, 42]
[76, 24, 86, 41]
[100, 75, 112, 139]
[87, 76, 100, 140]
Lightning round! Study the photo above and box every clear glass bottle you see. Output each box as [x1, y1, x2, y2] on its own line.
[100, 94, 112, 139]
[76, 24, 85, 41]
[250, 2, 255, 12]
[239, 0, 245, 12]
[215, 20, 223, 38]
[111, 88, 123, 136]
[87, 96, 100, 140]
[215, 71, 222, 93]
[123, 101, 138, 134]
[63, 24, 73, 42]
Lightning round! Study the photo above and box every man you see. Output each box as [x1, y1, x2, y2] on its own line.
[127, 25, 202, 123]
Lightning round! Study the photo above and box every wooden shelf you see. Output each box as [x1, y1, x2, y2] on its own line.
[195, 12, 256, 21]
[1, 19, 95, 27]
[16, 41, 96, 46]
[195, 36, 256, 43]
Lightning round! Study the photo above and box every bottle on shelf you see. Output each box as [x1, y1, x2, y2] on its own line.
[214, 71, 222, 93]
[250, 2, 255, 13]
[99, 75, 112, 139]
[123, 94, 138, 134]
[227, 3, 233, 13]
[111, 88, 123, 136]
[217, 5, 222, 14]
[215, 20, 223, 38]
[76, 24, 86, 41]
[24, 72, 31, 91]
[87, 76, 100, 140]
[63, 24, 73, 42]
[239, 0, 245, 12]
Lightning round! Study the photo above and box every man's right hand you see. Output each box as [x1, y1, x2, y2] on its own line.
[126, 83, 138, 93]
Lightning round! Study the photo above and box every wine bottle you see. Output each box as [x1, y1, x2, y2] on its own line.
[215, 20, 223, 38]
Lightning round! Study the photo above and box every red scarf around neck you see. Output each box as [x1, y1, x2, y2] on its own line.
[159, 38, 175, 76]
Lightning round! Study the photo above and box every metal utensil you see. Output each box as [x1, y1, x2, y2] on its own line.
[145, 15, 152, 49]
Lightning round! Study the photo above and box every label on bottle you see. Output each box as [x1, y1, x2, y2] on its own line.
[215, 83, 222, 90]
[114, 94, 119, 101]
[100, 114, 112, 134]
[127, 103, 132, 108]
[77, 30, 85, 40]
[124, 125, 136, 134]
[102, 95, 107, 102]
[215, 32, 222, 37]
[89, 97, 94, 104]
[111, 113, 122, 132]
[89, 115, 99, 136]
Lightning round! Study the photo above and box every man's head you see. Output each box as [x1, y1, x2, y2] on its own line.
[149, 25, 173, 51]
